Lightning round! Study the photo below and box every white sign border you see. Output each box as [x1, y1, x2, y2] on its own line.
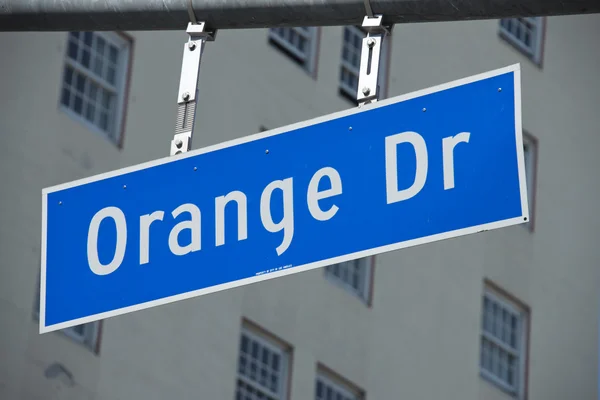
[40, 63, 528, 333]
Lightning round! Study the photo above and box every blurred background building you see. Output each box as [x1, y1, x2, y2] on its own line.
[1, 13, 599, 400]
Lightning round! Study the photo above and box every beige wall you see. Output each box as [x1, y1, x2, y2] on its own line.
[1, 14, 599, 400]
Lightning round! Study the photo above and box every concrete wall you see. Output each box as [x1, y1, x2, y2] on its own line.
[1, 13, 598, 400]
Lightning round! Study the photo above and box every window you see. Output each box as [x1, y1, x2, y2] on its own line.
[480, 285, 528, 397]
[324, 257, 373, 304]
[268, 27, 319, 75]
[339, 26, 390, 104]
[60, 31, 131, 145]
[62, 323, 101, 349]
[522, 133, 538, 229]
[499, 18, 544, 65]
[236, 325, 291, 400]
[33, 275, 101, 352]
[315, 365, 364, 400]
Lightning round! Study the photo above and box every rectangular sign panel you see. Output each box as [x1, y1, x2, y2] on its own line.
[40, 64, 528, 333]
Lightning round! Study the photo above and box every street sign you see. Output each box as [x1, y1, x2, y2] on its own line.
[40, 64, 528, 333]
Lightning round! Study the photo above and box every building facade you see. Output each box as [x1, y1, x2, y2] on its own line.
[1, 13, 599, 400]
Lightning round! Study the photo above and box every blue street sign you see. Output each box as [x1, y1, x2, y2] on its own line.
[40, 64, 528, 333]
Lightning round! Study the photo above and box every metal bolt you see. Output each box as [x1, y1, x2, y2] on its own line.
[422, 107, 427, 112]
[188, 41, 196, 50]
[58, 201, 62, 205]
[193, 167, 198, 171]
[175, 139, 183, 148]
[123, 185, 127, 189]
[367, 38, 376, 47]
[182, 92, 190, 101]
[349, 126, 353, 131]
[498, 87, 502, 92]
[265, 149, 270, 154]
[362, 87, 371, 96]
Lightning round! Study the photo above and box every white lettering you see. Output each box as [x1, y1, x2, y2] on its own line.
[260, 178, 294, 256]
[307, 167, 343, 221]
[215, 191, 248, 246]
[442, 132, 470, 190]
[139, 211, 164, 265]
[385, 131, 428, 204]
[168, 203, 201, 256]
[87, 206, 127, 276]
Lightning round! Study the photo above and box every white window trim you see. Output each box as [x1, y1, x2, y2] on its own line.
[480, 287, 528, 399]
[63, 323, 100, 348]
[59, 31, 131, 146]
[268, 27, 319, 75]
[324, 257, 373, 304]
[339, 25, 390, 102]
[237, 325, 290, 400]
[522, 133, 537, 229]
[316, 369, 363, 400]
[499, 17, 544, 65]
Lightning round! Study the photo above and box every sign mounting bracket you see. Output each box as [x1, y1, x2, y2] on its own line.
[171, 22, 217, 156]
[357, 15, 392, 107]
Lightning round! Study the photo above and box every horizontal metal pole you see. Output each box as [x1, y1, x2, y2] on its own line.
[0, 0, 598, 32]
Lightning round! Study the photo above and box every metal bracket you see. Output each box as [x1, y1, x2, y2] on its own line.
[356, 15, 392, 107]
[171, 22, 217, 156]
[363, 0, 374, 17]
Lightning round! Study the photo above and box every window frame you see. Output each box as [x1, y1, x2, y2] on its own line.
[522, 132, 538, 231]
[58, 31, 133, 147]
[338, 25, 391, 104]
[480, 282, 530, 399]
[315, 363, 364, 400]
[499, 17, 546, 66]
[235, 320, 293, 400]
[324, 256, 375, 305]
[268, 26, 320, 77]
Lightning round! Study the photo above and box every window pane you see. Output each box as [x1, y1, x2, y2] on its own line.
[269, 26, 314, 66]
[109, 45, 118, 63]
[93, 54, 104, 77]
[60, 32, 127, 143]
[67, 39, 78, 60]
[74, 95, 83, 114]
[298, 36, 306, 53]
[96, 36, 106, 55]
[106, 65, 116, 84]
[69, 324, 86, 337]
[88, 82, 99, 103]
[481, 292, 523, 392]
[499, 17, 541, 59]
[75, 73, 86, 94]
[270, 373, 278, 392]
[61, 88, 71, 107]
[101, 89, 114, 111]
[81, 48, 91, 68]
[83, 31, 93, 46]
[64, 66, 74, 86]
[236, 331, 286, 399]
[85, 102, 95, 123]
[316, 374, 359, 400]
[325, 258, 371, 301]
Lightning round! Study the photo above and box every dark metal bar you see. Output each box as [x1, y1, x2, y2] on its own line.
[0, 0, 598, 32]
